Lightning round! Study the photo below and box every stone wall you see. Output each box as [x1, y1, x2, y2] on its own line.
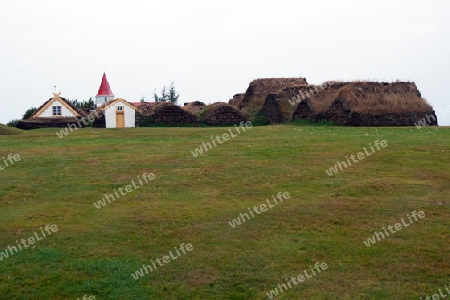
[320, 98, 438, 126]
[321, 98, 352, 125]
[262, 94, 282, 124]
[347, 111, 438, 127]
[292, 99, 315, 120]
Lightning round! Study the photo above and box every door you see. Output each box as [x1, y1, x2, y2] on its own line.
[116, 107, 125, 128]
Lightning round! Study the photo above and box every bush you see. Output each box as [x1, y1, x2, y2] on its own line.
[23, 108, 37, 120]
[69, 98, 95, 110]
[248, 110, 269, 126]
[6, 119, 19, 127]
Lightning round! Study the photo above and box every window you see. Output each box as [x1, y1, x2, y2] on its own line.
[117, 106, 124, 111]
[53, 106, 62, 116]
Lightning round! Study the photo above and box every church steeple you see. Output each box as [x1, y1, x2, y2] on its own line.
[95, 72, 115, 106]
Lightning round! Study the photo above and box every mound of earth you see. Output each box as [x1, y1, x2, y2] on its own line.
[139, 102, 198, 126]
[199, 102, 247, 125]
[238, 78, 308, 112]
[228, 94, 245, 107]
[0, 124, 25, 135]
[313, 82, 437, 126]
[182, 101, 206, 116]
[233, 78, 437, 126]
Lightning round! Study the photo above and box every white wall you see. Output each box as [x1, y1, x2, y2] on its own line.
[39, 100, 77, 117]
[96, 95, 114, 107]
[104, 101, 136, 128]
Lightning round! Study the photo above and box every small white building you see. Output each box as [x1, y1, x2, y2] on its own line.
[17, 92, 86, 130]
[95, 73, 115, 107]
[33, 92, 84, 119]
[102, 98, 138, 128]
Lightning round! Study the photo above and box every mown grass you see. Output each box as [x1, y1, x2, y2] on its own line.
[0, 124, 449, 299]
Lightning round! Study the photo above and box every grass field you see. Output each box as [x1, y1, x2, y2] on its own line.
[0, 123, 449, 299]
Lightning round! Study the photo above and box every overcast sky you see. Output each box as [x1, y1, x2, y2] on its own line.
[1, 0, 449, 125]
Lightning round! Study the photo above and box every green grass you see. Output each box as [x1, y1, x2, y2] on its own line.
[0, 124, 26, 135]
[0, 124, 449, 299]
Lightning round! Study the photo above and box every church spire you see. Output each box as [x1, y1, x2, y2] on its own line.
[95, 72, 115, 106]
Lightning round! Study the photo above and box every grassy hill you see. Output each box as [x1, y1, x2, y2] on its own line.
[0, 124, 25, 135]
[0, 124, 449, 299]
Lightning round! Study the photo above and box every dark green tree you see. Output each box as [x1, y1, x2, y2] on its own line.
[154, 83, 179, 104]
[168, 82, 180, 104]
[160, 86, 168, 102]
[23, 107, 37, 120]
[69, 98, 95, 110]
[83, 98, 95, 109]
[153, 89, 159, 102]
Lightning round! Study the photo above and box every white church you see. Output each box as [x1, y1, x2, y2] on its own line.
[95, 73, 138, 128]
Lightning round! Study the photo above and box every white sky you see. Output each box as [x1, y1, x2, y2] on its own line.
[1, 0, 449, 125]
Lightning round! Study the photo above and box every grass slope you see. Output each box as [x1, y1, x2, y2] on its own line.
[0, 124, 25, 135]
[0, 125, 449, 299]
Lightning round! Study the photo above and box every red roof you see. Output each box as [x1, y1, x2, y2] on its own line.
[96, 73, 114, 96]
[131, 102, 155, 107]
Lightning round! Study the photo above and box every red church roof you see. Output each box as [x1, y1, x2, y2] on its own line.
[96, 73, 114, 96]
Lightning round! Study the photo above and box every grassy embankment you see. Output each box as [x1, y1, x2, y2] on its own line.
[0, 123, 449, 299]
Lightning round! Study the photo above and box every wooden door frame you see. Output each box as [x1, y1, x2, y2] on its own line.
[116, 107, 125, 128]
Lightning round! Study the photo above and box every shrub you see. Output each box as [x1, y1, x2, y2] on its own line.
[23, 107, 37, 120]
[248, 109, 269, 126]
[6, 119, 19, 127]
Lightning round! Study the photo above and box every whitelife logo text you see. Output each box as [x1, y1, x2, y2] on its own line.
[0, 224, 59, 261]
